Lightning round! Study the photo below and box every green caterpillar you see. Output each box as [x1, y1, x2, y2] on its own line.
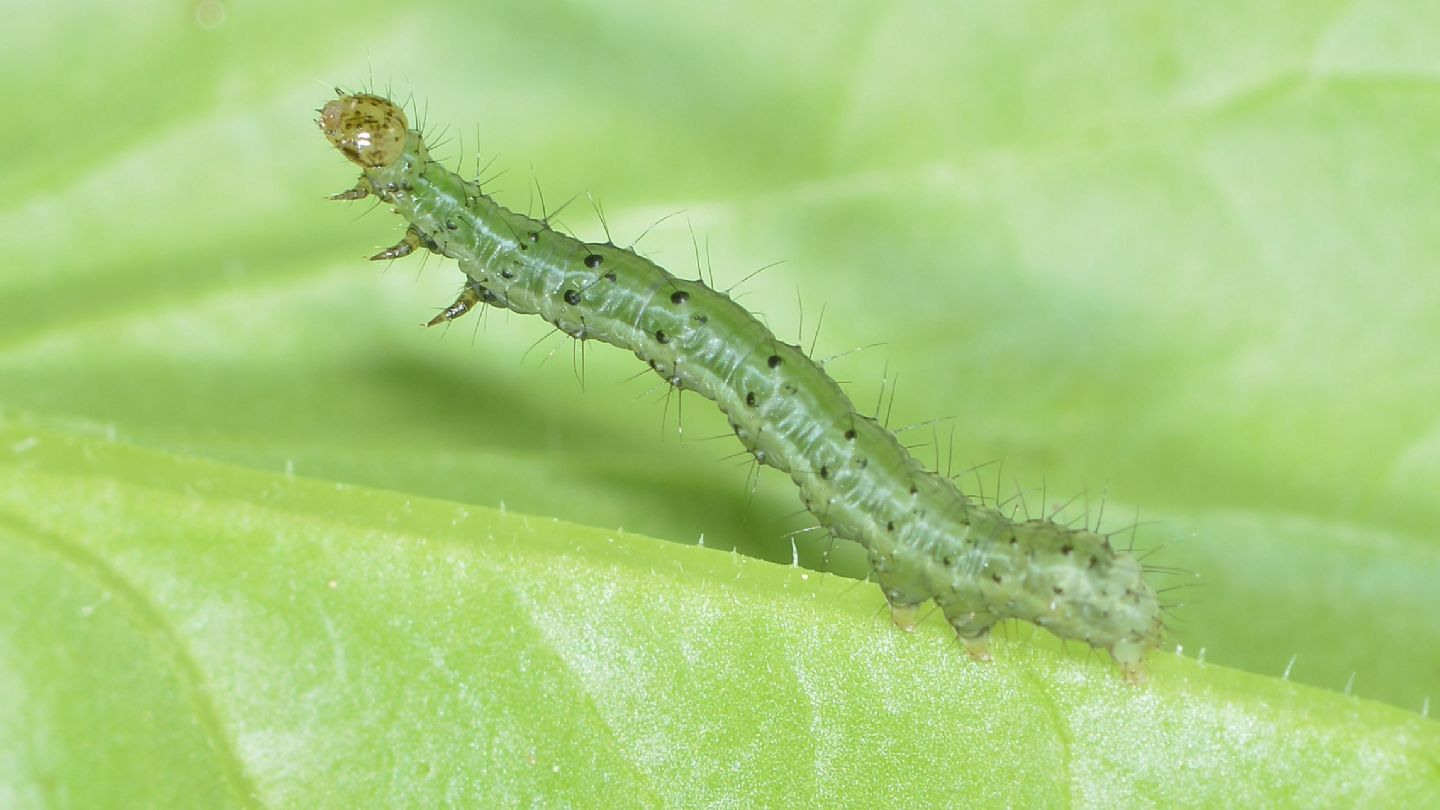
[317, 91, 1164, 681]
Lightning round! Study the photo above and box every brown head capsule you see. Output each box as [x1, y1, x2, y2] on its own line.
[317, 92, 408, 168]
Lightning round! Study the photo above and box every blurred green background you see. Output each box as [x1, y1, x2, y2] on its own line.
[3, 0, 1438, 804]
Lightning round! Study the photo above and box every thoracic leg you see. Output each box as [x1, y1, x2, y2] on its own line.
[329, 181, 370, 201]
[371, 224, 439, 261]
[427, 285, 483, 327]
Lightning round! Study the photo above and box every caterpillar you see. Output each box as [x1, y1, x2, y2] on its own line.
[316, 91, 1164, 682]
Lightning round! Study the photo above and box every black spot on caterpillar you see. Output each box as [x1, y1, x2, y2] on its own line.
[317, 91, 1165, 682]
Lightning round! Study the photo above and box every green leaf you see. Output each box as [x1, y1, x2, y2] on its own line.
[3, 0, 1437, 804]
[4, 425, 1437, 806]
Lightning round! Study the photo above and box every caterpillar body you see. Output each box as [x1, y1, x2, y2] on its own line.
[317, 92, 1164, 682]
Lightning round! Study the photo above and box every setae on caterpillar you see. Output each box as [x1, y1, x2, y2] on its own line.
[317, 91, 1164, 682]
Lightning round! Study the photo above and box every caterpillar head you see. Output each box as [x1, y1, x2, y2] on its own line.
[318, 92, 409, 169]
